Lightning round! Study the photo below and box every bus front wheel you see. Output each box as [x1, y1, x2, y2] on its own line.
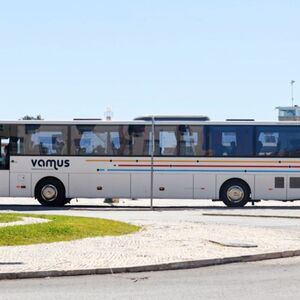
[220, 180, 250, 207]
[35, 178, 66, 207]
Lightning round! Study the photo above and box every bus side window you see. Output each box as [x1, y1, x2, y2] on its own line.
[256, 141, 263, 155]
[178, 125, 197, 156]
[0, 139, 5, 169]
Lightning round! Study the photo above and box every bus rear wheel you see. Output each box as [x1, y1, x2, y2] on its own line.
[220, 180, 250, 207]
[35, 178, 66, 207]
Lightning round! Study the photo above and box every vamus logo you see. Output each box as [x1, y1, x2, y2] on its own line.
[31, 159, 70, 170]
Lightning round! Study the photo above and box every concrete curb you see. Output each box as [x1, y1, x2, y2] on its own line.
[202, 213, 300, 219]
[1, 249, 300, 281]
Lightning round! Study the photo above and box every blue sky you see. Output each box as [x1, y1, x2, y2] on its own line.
[0, 0, 299, 121]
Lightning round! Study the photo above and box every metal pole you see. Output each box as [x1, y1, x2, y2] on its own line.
[150, 116, 155, 210]
[291, 80, 295, 106]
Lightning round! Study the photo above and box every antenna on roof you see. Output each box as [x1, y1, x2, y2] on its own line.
[291, 80, 296, 106]
[104, 107, 113, 121]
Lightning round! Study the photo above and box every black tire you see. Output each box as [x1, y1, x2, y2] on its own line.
[35, 178, 66, 207]
[220, 180, 250, 207]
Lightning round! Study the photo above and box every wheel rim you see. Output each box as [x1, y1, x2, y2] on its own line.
[41, 185, 58, 202]
[226, 185, 244, 203]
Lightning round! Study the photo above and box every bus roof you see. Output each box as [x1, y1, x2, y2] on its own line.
[134, 115, 210, 121]
[2, 120, 300, 126]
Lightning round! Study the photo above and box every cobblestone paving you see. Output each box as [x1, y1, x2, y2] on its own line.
[0, 220, 300, 273]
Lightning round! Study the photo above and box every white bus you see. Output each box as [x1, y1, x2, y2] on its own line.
[1, 118, 300, 207]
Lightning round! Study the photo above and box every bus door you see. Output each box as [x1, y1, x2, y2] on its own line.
[0, 137, 10, 196]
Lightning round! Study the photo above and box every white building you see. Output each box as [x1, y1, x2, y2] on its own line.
[276, 106, 300, 121]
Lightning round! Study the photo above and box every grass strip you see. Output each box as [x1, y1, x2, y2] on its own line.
[0, 213, 140, 246]
[0, 214, 23, 223]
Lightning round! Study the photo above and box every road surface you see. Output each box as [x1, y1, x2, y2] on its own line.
[0, 257, 299, 300]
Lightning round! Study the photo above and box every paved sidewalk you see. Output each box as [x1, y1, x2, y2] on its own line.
[1, 219, 300, 275]
[1, 198, 300, 279]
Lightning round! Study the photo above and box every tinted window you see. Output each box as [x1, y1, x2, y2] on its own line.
[154, 125, 206, 157]
[208, 126, 254, 157]
[1, 124, 24, 156]
[256, 126, 300, 157]
[155, 126, 178, 156]
[112, 125, 151, 156]
[18, 125, 68, 155]
[12, 127, 23, 155]
[71, 125, 108, 155]
[71, 125, 151, 156]
[178, 125, 206, 156]
[0, 124, 10, 169]
[129, 125, 151, 156]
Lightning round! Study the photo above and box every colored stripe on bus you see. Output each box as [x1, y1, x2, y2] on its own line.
[117, 164, 300, 168]
[103, 168, 300, 173]
[87, 159, 300, 164]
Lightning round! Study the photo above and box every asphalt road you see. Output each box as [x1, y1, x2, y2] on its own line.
[1, 198, 300, 230]
[0, 257, 300, 300]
